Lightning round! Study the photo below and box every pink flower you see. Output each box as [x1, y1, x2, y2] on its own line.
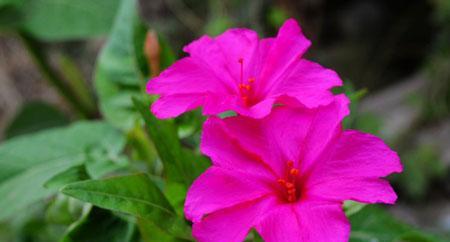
[184, 95, 402, 242]
[147, 19, 342, 119]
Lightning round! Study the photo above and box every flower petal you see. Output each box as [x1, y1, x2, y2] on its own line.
[256, 201, 350, 242]
[233, 97, 277, 119]
[270, 59, 343, 108]
[214, 95, 350, 176]
[185, 167, 272, 223]
[306, 130, 402, 204]
[308, 177, 398, 204]
[192, 197, 276, 242]
[184, 28, 260, 86]
[312, 130, 403, 179]
[147, 57, 229, 95]
[296, 94, 350, 172]
[201, 117, 278, 179]
[150, 94, 204, 119]
[257, 19, 311, 96]
[147, 57, 234, 118]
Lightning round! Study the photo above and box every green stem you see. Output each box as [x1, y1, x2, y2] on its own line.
[127, 125, 159, 173]
[19, 32, 92, 118]
[59, 54, 97, 115]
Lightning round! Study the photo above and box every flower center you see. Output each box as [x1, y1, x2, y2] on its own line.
[276, 161, 301, 203]
[237, 58, 256, 106]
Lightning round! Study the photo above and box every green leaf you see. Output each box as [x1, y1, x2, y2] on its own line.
[0, 5, 22, 32]
[0, 0, 22, 8]
[84, 148, 130, 179]
[0, 160, 82, 222]
[61, 173, 192, 239]
[61, 207, 138, 242]
[59, 55, 97, 114]
[94, 0, 145, 130]
[343, 201, 366, 217]
[158, 35, 177, 70]
[133, 97, 209, 186]
[19, 0, 121, 40]
[0, 121, 125, 221]
[137, 219, 190, 242]
[350, 206, 448, 242]
[44, 165, 90, 190]
[267, 6, 289, 28]
[94, 0, 176, 130]
[5, 101, 69, 139]
[46, 194, 85, 225]
[396, 146, 445, 200]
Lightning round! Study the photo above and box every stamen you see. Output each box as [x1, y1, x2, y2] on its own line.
[277, 161, 301, 203]
[277, 179, 286, 185]
[238, 58, 244, 84]
[236, 59, 256, 106]
[239, 84, 250, 91]
[289, 168, 299, 176]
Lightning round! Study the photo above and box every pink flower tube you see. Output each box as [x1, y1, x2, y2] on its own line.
[147, 19, 342, 119]
[184, 95, 402, 242]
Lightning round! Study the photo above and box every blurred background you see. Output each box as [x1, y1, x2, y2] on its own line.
[0, 0, 449, 241]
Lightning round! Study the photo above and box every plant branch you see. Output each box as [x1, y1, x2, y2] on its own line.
[18, 32, 93, 118]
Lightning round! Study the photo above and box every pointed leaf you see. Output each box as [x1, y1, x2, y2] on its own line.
[94, 0, 144, 130]
[44, 165, 90, 190]
[61, 174, 192, 239]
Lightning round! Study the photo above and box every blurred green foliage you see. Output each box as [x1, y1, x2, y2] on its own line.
[397, 146, 446, 200]
[0, 0, 121, 40]
[5, 101, 69, 139]
[0, 0, 449, 241]
[350, 206, 448, 242]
